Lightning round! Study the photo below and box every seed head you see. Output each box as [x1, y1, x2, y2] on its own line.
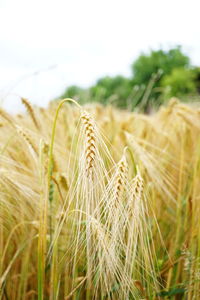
[114, 155, 128, 202]
[21, 97, 40, 130]
[81, 111, 96, 177]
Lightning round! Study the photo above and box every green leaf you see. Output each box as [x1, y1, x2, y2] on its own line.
[158, 287, 185, 297]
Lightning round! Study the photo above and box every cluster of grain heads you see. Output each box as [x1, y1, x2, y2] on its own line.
[0, 100, 159, 299]
[51, 104, 158, 299]
[71, 141, 157, 298]
[15, 125, 38, 156]
[1, 99, 200, 299]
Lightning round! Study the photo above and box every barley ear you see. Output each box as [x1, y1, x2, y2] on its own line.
[81, 111, 96, 177]
[114, 153, 128, 203]
[21, 97, 40, 130]
[16, 125, 38, 155]
[0, 109, 15, 127]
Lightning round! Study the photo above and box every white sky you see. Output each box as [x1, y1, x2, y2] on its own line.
[0, 0, 200, 112]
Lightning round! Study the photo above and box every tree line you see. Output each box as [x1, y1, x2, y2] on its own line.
[59, 46, 200, 111]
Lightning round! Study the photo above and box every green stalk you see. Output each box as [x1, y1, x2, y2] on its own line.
[47, 98, 81, 299]
[38, 139, 47, 300]
[47, 98, 81, 188]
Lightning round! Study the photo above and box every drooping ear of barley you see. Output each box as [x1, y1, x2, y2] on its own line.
[0, 108, 15, 127]
[15, 125, 38, 155]
[21, 98, 40, 130]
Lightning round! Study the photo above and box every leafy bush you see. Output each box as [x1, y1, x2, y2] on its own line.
[161, 67, 196, 99]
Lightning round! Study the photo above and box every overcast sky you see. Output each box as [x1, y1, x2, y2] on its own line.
[0, 0, 200, 112]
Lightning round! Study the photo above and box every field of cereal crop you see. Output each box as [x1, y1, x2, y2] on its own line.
[0, 98, 200, 299]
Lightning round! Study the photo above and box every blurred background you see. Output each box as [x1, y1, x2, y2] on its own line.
[0, 0, 200, 113]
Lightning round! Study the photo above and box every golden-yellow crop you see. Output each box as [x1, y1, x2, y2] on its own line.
[0, 98, 200, 299]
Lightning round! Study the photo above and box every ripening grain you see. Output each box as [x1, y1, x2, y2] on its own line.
[0, 99, 200, 299]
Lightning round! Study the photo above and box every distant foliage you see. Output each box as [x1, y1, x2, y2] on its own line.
[61, 85, 86, 101]
[132, 47, 189, 86]
[59, 46, 200, 110]
[193, 67, 200, 93]
[89, 76, 132, 107]
[161, 68, 196, 99]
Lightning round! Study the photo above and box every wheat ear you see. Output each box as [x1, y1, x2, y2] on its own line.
[81, 111, 96, 177]
[21, 97, 40, 130]
[0, 109, 15, 127]
[132, 174, 144, 199]
[16, 125, 38, 154]
[114, 154, 128, 202]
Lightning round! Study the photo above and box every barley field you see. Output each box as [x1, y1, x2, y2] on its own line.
[0, 98, 200, 299]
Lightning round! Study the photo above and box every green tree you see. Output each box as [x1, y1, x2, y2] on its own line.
[161, 68, 196, 99]
[132, 46, 190, 86]
[130, 47, 192, 110]
[193, 67, 200, 93]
